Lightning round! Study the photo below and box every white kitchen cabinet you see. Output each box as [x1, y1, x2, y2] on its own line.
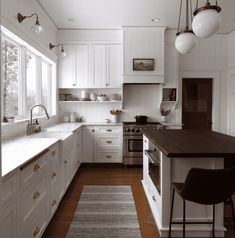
[92, 44, 107, 88]
[71, 128, 82, 178]
[82, 126, 96, 163]
[94, 126, 122, 163]
[1, 199, 18, 238]
[75, 44, 90, 88]
[58, 43, 122, 89]
[58, 45, 76, 88]
[107, 44, 122, 88]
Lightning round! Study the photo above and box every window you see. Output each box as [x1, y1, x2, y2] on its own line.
[1, 37, 20, 118]
[1, 26, 56, 122]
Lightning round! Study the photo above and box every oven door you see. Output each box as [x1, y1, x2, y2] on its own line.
[123, 135, 143, 157]
[145, 150, 161, 194]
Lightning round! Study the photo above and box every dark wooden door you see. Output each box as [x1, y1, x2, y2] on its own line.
[182, 78, 212, 130]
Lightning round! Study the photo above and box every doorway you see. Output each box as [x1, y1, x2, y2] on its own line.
[182, 78, 212, 130]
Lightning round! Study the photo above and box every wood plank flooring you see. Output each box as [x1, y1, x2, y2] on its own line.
[42, 165, 235, 238]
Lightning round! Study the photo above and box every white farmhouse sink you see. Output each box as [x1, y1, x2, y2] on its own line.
[30, 131, 73, 141]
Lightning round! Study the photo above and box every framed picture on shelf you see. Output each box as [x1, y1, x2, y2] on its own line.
[162, 88, 177, 101]
[133, 58, 155, 71]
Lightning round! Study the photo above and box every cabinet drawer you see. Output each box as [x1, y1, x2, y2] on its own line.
[21, 175, 47, 224]
[97, 126, 122, 134]
[95, 150, 122, 163]
[21, 199, 48, 238]
[50, 144, 59, 163]
[96, 136, 121, 147]
[1, 172, 20, 205]
[21, 149, 49, 189]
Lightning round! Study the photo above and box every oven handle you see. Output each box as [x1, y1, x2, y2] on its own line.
[145, 150, 160, 166]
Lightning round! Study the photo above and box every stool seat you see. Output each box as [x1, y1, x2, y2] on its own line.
[169, 167, 235, 238]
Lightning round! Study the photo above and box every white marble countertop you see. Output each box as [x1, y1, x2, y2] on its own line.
[2, 137, 59, 177]
[1, 122, 123, 178]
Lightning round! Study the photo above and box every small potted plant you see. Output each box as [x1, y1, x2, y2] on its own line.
[160, 108, 171, 123]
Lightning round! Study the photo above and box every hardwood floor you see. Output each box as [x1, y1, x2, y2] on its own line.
[42, 165, 234, 238]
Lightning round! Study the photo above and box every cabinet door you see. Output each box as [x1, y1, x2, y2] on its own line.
[82, 127, 95, 162]
[107, 44, 122, 88]
[58, 45, 76, 88]
[75, 44, 90, 88]
[92, 45, 107, 88]
[1, 199, 17, 238]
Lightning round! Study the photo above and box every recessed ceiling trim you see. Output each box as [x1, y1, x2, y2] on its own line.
[36, 0, 58, 29]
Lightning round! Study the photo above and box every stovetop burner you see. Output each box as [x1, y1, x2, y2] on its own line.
[122, 121, 162, 125]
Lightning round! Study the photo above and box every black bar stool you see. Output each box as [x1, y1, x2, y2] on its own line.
[169, 167, 235, 238]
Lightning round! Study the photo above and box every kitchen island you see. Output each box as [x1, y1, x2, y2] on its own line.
[142, 129, 235, 238]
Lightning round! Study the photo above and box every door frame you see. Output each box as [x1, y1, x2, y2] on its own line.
[178, 71, 221, 131]
[227, 68, 235, 135]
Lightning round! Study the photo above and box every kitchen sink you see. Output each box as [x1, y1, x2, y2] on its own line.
[29, 131, 73, 141]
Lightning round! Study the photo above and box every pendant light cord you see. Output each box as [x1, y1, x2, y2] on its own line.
[177, 0, 183, 34]
[195, 0, 198, 10]
[186, 0, 189, 30]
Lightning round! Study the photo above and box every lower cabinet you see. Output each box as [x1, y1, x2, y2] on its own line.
[1, 198, 18, 238]
[1, 135, 81, 238]
[82, 125, 123, 163]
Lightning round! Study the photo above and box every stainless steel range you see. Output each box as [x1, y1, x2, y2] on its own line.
[123, 122, 163, 165]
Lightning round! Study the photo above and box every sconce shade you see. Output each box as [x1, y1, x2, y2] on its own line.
[192, 8, 221, 38]
[175, 31, 196, 54]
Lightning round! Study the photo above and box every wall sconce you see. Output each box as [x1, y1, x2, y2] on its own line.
[49, 43, 66, 57]
[17, 13, 44, 34]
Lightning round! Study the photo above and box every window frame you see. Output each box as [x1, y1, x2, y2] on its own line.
[1, 28, 56, 123]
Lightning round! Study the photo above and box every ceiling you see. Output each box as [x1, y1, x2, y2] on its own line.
[37, 0, 235, 34]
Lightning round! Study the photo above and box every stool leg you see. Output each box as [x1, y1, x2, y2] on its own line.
[183, 199, 186, 238]
[169, 188, 175, 238]
[230, 197, 235, 228]
[212, 204, 215, 238]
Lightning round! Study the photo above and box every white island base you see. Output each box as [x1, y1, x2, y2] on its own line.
[142, 135, 225, 237]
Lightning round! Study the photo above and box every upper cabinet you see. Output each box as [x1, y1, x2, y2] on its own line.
[58, 43, 122, 89]
[123, 27, 166, 84]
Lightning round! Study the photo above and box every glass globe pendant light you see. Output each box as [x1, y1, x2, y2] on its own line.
[192, 0, 221, 38]
[175, 0, 196, 54]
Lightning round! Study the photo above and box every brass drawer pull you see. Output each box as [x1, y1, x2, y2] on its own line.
[106, 155, 112, 158]
[152, 196, 156, 201]
[52, 172, 56, 178]
[107, 129, 112, 132]
[33, 226, 40, 237]
[106, 141, 112, 144]
[52, 200, 57, 206]
[52, 151, 56, 156]
[33, 164, 40, 172]
[33, 191, 40, 200]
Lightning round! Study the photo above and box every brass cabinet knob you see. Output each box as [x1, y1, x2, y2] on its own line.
[52, 172, 56, 178]
[52, 151, 56, 156]
[33, 226, 40, 237]
[152, 196, 156, 201]
[92, 129, 95, 132]
[33, 164, 40, 172]
[65, 160, 68, 164]
[33, 191, 40, 200]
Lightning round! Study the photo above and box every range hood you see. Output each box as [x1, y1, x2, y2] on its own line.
[123, 26, 165, 84]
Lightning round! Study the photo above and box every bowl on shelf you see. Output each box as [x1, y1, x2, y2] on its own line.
[97, 95, 108, 101]
[110, 93, 121, 101]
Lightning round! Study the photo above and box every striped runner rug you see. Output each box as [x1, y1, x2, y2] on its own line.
[66, 185, 142, 238]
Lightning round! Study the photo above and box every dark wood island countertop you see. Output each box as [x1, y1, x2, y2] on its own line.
[143, 129, 235, 158]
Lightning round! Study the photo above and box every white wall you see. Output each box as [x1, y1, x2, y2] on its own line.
[1, 0, 57, 61]
[178, 34, 228, 133]
[1, 0, 59, 140]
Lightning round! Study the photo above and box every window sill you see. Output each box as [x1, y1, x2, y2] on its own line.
[1, 115, 57, 128]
